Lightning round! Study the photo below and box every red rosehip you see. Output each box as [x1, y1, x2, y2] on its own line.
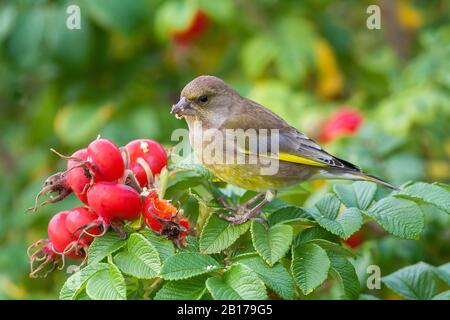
[125, 139, 168, 188]
[87, 182, 142, 223]
[172, 10, 209, 46]
[28, 208, 99, 278]
[319, 108, 363, 143]
[66, 148, 91, 205]
[47, 211, 77, 254]
[87, 139, 125, 181]
[65, 207, 101, 241]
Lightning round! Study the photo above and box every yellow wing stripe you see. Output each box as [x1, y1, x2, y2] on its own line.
[238, 147, 328, 167]
[278, 152, 327, 167]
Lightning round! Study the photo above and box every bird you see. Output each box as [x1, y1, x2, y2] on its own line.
[171, 75, 397, 224]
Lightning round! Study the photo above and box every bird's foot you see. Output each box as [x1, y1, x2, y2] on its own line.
[217, 192, 272, 225]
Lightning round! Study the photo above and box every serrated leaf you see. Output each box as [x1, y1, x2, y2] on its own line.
[432, 291, 450, 300]
[328, 253, 360, 299]
[88, 231, 126, 264]
[140, 230, 175, 263]
[206, 264, 267, 300]
[307, 194, 363, 239]
[382, 262, 439, 300]
[366, 197, 424, 239]
[113, 233, 161, 279]
[294, 227, 340, 246]
[251, 221, 293, 266]
[86, 263, 126, 300]
[237, 256, 294, 300]
[154, 276, 207, 300]
[184, 235, 200, 252]
[59, 263, 108, 300]
[160, 252, 221, 280]
[305, 239, 356, 258]
[268, 205, 315, 226]
[291, 243, 330, 295]
[199, 214, 250, 254]
[334, 182, 377, 210]
[400, 182, 450, 214]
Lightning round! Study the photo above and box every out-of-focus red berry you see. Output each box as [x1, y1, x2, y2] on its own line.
[342, 231, 363, 248]
[172, 10, 209, 46]
[319, 108, 363, 143]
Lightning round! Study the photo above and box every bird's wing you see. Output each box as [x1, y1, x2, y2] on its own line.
[224, 98, 360, 171]
[278, 127, 360, 171]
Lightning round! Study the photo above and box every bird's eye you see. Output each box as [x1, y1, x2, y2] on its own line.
[198, 95, 208, 103]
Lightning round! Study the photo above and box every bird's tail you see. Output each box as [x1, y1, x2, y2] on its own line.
[356, 172, 399, 191]
[316, 169, 399, 190]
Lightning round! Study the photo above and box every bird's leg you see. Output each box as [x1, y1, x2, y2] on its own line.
[218, 192, 265, 213]
[219, 191, 275, 225]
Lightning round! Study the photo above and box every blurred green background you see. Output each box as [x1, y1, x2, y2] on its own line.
[0, 0, 448, 299]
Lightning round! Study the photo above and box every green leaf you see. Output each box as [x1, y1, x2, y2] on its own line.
[334, 182, 377, 210]
[307, 194, 363, 239]
[206, 264, 267, 300]
[199, 214, 250, 254]
[366, 197, 424, 239]
[359, 294, 380, 300]
[294, 227, 340, 246]
[88, 231, 126, 264]
[432, 291, 450, 300]
[154, 276, 207, 300]
[305, 239, 356, 258]
[55, 103, 112, 146]
[400, 182, 450, 214]
[241, 35, 277, 79]
[7, 8, 46, 68]
[434, 262, 450, 286]
[86, 263, 126, 300]
[113, 233, 161, 279]
[140, 230, 175, 263]
[237, 256, 294, 300]
[160, 252, 221, 280]
[251, 221, 293, 266]
[328, 253, 360, 299]
[83, 0, 148, 33]
[59, 263, 108, 300]
[382, 262, 439, 300]
[268, 205, 315, 226]
[291, 243, 330, 295]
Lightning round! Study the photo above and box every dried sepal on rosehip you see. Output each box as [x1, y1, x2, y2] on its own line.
[28, 239, 62, 278]
[28, 172, 72, 212]
[142, 190, 190, 246]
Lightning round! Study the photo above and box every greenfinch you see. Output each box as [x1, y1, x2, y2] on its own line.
[171, 75, 396, 224]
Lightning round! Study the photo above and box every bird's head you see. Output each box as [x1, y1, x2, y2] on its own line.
[171, 75, 237, 122]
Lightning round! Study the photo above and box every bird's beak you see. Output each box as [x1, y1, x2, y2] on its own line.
[171, 97, 195, 119]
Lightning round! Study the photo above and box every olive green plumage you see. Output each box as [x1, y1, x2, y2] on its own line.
[171, 75, 397, 191]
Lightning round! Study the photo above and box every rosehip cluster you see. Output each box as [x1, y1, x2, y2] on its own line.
[28, 137, 190, 277]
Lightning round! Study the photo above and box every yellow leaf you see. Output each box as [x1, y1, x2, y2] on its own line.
[314, 39, 344, 100]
